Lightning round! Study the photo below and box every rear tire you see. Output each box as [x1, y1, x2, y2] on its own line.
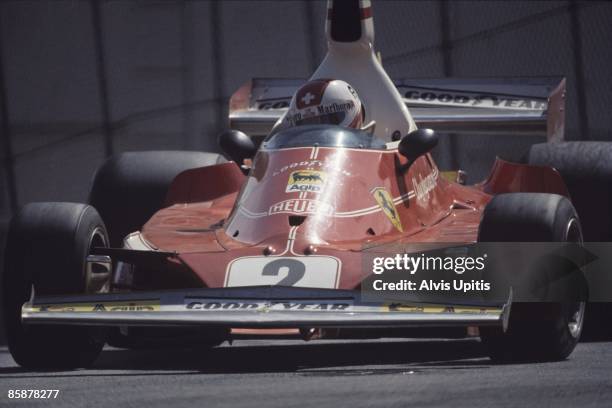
[2, 203, 109, 368]
[528, 142, 612, 241]
[478, 193, 586, 362]
[89, 151, 223, 247]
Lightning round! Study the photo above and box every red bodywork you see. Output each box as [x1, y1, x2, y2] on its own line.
[137, 144, 569, 292]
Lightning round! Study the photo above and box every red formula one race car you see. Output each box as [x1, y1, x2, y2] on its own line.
[4, 0, 612, 368]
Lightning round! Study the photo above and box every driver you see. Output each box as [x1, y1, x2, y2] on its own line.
[272, 79, 374, 133]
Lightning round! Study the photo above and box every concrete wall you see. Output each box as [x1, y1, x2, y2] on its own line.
[0, 1, 611, 272]
[1, 1, 611, 217]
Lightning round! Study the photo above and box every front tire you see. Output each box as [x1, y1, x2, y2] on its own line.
[478, 193, 586, 362]
[2, 202, 109, 368]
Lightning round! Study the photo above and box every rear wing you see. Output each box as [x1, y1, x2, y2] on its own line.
[229, 77, 566, 142]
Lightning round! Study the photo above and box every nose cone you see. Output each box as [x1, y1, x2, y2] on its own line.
[325, 0, 374, 48]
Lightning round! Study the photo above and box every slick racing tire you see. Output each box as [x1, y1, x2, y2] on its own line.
[528, 142, 612, 340]
[478, 193, 586, 363]
[527, 142, 612, 241]
[2, 203, 109, 368]
[89, 151, 224, 247]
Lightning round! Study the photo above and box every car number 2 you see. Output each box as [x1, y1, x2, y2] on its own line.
[225, 256, 340, 289]
[262, 259, 306, 286]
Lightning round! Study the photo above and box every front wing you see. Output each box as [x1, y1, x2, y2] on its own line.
[22, 287, 511, 330]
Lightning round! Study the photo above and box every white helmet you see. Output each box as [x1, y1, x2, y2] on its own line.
[282, 79, 364, 129]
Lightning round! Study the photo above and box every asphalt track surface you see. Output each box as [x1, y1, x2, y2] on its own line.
[0, 338, 611, 408]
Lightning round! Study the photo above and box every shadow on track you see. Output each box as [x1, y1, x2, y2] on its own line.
[100, 339, 490, 372]
[0, 338, 491, 378]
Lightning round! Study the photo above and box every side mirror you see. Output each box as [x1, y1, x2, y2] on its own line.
[218, 130, 257, 165]
[398, 128, 438, 167]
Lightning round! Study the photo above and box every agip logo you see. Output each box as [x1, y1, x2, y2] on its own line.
[286, 170, 326, 193]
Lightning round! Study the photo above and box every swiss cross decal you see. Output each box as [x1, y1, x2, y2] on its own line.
[301, 92, 316, 105]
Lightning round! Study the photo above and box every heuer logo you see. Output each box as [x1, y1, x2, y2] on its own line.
[286, 170, 326, 193]
[269, 199, 334, 216]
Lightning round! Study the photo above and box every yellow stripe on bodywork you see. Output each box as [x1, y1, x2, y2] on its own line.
[25, 300, 160, 313]
[385, 304, 501, 314]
